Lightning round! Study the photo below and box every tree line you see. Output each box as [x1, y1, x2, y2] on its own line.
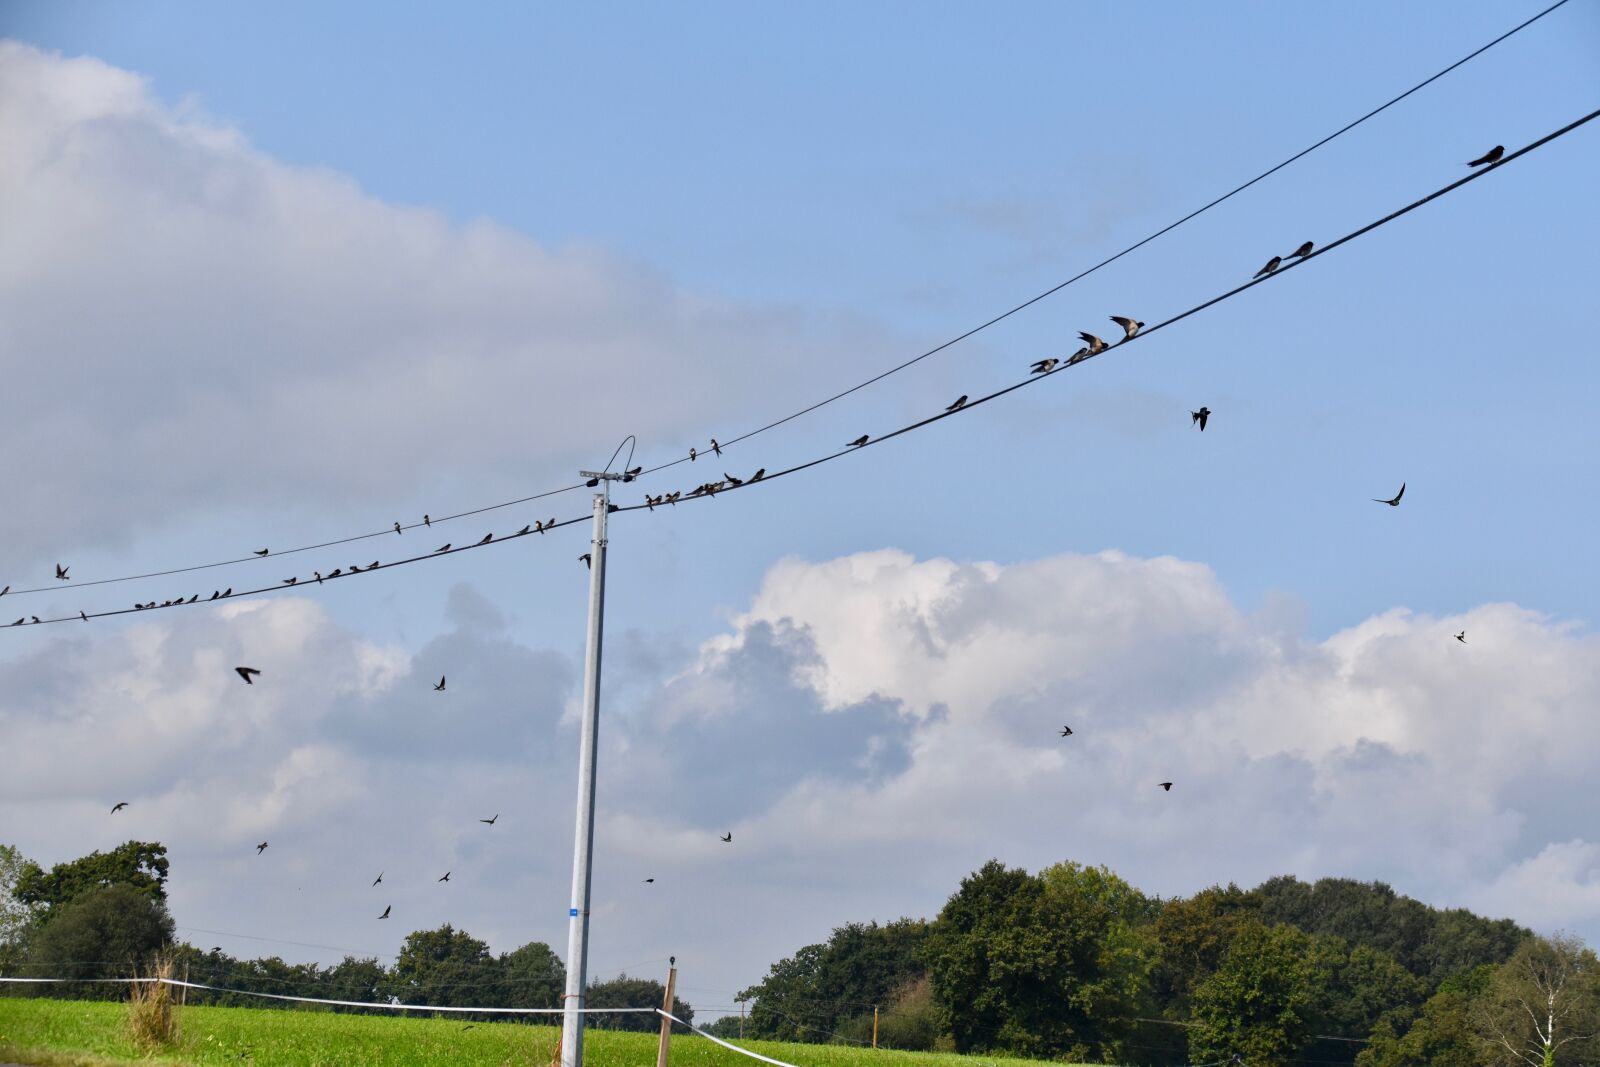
[735, 859, 1600, 1066]
[0, 841, 691, 1030]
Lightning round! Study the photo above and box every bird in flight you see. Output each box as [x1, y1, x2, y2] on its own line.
[711, 438, 722, 456]
[438, 872, 451, 883]
[643, 878, 655, 884]
[434, 676, 446, 691]
[1455, 631, 1467, 644]
[372, 872, 383, 886]
[254, 549, 270, 557]
[480, 814, 498, 825]
[946, 395, 968, 412]
[1191, 407, 1211, 432]
[848, 435, 869, 447]
[1254, 255, 1281, 278]
[1467, 144, 1504, 167]
[55, 564, 69, 580]
[1078, 332, 1108, 355]
[1030, 358, 1058, 375]
[111, 802, 129, 813]
[394, 522, 403, 535]
[378, 905, 391, 920]
[1060, 726, 1073, 738]
[1109, 316, 1143, 341]
[235, 667, 262, 685]
[1159, 782, 1173, 792]
[720, 832, 733, 843]
[580, 553, 592, 569]
[1373, 483, 1406, 507]
[1290, 240, 1314, 259]
[256, 841, 269, 854]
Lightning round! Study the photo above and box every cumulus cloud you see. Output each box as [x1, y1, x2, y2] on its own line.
[0, 41, 891, 563]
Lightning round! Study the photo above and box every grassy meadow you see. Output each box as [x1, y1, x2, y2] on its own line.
[0, 997, 1088, 1067]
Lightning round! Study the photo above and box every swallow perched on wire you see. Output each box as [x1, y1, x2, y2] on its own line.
[848, 435, 869, 447]
[436, 544, 451, 553]
[1078, 332, 1108, 355]
[254, 549, 270, 557]
[478, 533, 493, 545]
[1254, 255, 1281, 278]
[750, 469, 765, 482]
[1109, 316, 1143, 341]
[689, 447, 697, 462]
[724, 472, 744, 487]
[1467, 144, 1504, 167]
[946, 395, 968, 412]
[283, 577, 297, 585]
[1067, 346, 1091, 365]
[394, 522, 403, 535]
[1030, 358, 1058, 374]
[1290, 241, 1314, 259]
[711, 438, 722, 456]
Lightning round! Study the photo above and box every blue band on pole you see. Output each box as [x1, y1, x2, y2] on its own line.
[570, 908, 579, 916]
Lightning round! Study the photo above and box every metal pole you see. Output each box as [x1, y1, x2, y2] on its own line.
[562, 479, 611, 1067]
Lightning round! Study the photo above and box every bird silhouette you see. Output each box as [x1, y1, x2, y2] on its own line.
[1254, 255, 1281, 278]
[0, 586, 7, 597]
[111, 802, 129, 813]
[438, 872, 451, 883]
[1030, 358, 1058, 374]
[1109, 316, 1144, 341]
[1067, 346, 1091, 365]
[848, 435, 869, 447]
[721, 832, 733, 843]
[517, 524, 531, 536]
[256, 841, 269, 854]
[1455, 631, 1467, 644]
[55, 564, 69, 580]
[314, 571, 324, 584]
[724, 472, 744, 487]
[378, 905, 391, 920]
[1290, 240, 1314, 259]
[1467, 144, 1504, 167]
[627, 466, 643, 477]
[480, 814, 498, 825]
[750, 469, 765, 482]
[394, 522, 403, 535]
[1373, 483, 1406, 507]
[1060, 726, 1073, 738]
[283, 577, 297, 585]
[424, 514, 431, 526]
[946, 395, 968, 412]
[436, 544, 451, 553]
[643, 878, 655, 883]
[1191, 407, 1211, 431]
[326, 569, 342, 579]
[235, 667, 261, 685]
[222, 588, 231, 597]
[478, 533, 493, 545]
[711, 438, 722, 456]
[580, 553, 592, 569]
[689, 447, 697, 462]
[1078, 332, 1108, 355]
[434, 675, 446, 691]
[11, 618, 22, 626]
[1159, 782, 1173, 792]
[372, 872, 383, 886]
[80, 611, 88, 622]
[254, 549, 269, 557]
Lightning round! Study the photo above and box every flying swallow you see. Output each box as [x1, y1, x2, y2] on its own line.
[112, 802, 129, 813]
[580, 553, 592, 569]
[1159, 782, 1173, 792]
[235, 667, 261, 685]
[1290, 241, 1314, 259]
[1467, 145, 1504, 167]
[480, 814, 498, 825]
[1373, 483, 1406, 507]
[1254, 255, 1281, 278]
[1078, 332, 1108, 354]
[643, 878, 655, 883]
[434, 676, 446, 691]
[1109, 316, 1143, 341]
[256, 841, 269, 854]
[373, 872, 383, 886]
[55, 564, 69, 580]
[378, 905, 391, 919]
[1455, 631, 1466, 643]
[438, 872, 451, 883]
[1060, 726, 1073, 737]
[1191, 407, 1211, 431]
[721, 832, 733, 843]
[1030, 358, 1058, 374]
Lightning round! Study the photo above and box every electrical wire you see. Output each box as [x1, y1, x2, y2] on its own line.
[6, 104, 1593, 630]
[0, 4, 1566, 603]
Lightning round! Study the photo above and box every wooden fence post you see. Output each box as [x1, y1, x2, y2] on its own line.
[872, 1005, 879, 1049]
[655, 964, 678, 1067]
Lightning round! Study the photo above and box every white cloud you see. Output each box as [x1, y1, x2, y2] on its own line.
[0, 41, 891, 563]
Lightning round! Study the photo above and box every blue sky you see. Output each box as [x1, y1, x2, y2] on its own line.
[2, 0, 1599, 1017]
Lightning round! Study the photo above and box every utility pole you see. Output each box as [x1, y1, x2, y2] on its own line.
[561, 470, 622, 1067]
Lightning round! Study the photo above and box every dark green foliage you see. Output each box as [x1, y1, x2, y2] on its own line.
[496, 941, 564, 1009]
[15, 841, 169, 912]
[584, 974, 691, 1032]
[391, 925, 501, 1011]
[1187, 918, 1317, 1067]
[23, 884, 174, 993]
[737, 918, 927, 1042]
[1356, 966, 1494, 1067]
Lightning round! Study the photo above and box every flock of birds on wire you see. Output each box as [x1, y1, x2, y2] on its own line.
[10, 143, 1510, 921]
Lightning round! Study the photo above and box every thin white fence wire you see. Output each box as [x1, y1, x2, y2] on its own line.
[656, 1009, 803, 1067]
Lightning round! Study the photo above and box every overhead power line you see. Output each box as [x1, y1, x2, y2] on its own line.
[9, 104, 1593, 630]
[0, 3, 1567, 601]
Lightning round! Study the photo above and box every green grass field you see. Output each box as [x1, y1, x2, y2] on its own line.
[0, 998, 1086, 1067]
